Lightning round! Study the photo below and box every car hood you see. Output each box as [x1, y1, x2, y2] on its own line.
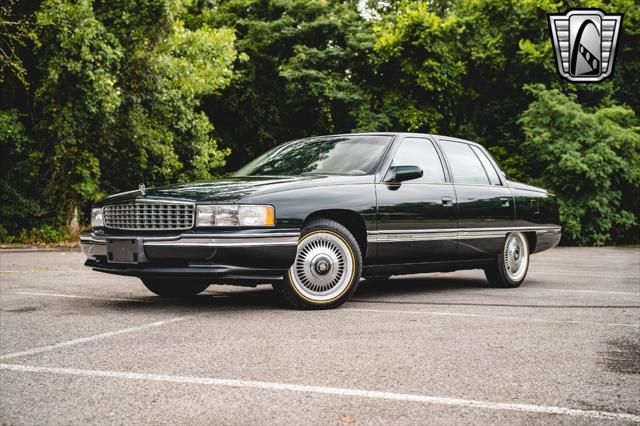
[96, 175, 370, 206]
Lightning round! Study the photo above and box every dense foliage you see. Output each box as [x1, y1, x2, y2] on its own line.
[520, 85, 639, 245]
[1, 0, 638, 245]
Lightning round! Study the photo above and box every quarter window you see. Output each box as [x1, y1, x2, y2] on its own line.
[471, 146, 501, 185]
[439, 141, 490, 185]
[391, 138, 446, 183]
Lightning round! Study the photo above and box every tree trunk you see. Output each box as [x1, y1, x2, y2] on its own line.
[67, 205, 80, 241]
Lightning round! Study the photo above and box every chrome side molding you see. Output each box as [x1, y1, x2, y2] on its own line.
[367, 226, 561, 243]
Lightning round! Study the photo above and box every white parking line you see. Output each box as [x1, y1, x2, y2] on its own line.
[531, 271, 640, 279]
[0, 317, 189, 361]
[0, 363, 638, 422]
[343, 308, 640, 328]
[532, 288, 639, 296]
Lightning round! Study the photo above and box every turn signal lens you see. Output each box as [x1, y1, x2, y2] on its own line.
[196, 205, 275, 227]
[91, 207, 104, 228]
[239, 205, 275, 227]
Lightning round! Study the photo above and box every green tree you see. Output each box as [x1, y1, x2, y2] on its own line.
[519, 84, 639, 245]
[0, 0, 37, 86]
[34, 0, 122, 232]
[0, 109, 43, 240]
[28, 0, 237, 232]
[1, 0, 639, 245]
[93, 0, 236, 188]
[372, 1, 465, 133]
[199, 0, 377, 169]
[0, 1, 45, 241]
[369, 0, 566, 179]
[368, 0, 640, 243]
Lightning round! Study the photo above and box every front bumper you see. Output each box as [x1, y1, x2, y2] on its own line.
[80, 230, 299, 282]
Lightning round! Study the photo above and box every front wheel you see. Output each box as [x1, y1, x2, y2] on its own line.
[141, 278, 209, 298]
[274, 219, 362, 309]
[484, 232, 530, 288]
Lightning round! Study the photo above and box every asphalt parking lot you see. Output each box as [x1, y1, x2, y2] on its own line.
[0, 247, 639, 425]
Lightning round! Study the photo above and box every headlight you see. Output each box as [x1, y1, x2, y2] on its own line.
[196, 205, 275, 227]
[91, 207, 104, 228]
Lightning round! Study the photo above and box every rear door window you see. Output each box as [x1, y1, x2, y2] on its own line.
[439, 140, 490, 185]
[471, 146, 501, 185]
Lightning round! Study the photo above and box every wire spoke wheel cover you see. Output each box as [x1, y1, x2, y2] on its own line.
[503, 232, 528, 281]
[289, 231, 355, 302]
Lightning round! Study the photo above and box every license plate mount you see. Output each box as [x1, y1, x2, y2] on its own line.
[107, 238, 147, 264]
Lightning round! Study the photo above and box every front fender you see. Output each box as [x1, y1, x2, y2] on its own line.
[241, 183, 378, 231]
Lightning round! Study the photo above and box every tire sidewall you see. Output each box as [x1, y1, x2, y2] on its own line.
[281, 220, 362, 309]
[498, 232, 530, 286]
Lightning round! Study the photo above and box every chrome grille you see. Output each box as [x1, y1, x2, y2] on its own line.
[103, 203, 195, 231]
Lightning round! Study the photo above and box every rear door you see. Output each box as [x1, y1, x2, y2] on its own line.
[374, 136, 457, 263]
[437, 139, 515, 258]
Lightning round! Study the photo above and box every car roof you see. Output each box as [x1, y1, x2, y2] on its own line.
[311, 132, 484, 149]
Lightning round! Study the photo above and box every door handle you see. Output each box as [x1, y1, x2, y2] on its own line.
[441, 196, 454, 207]
[500, 197, 511, 207]
[531, 199, 540, 214]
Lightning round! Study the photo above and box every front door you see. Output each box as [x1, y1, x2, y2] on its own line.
[374, 136, 458, 263]
[437, 139, 515, 258]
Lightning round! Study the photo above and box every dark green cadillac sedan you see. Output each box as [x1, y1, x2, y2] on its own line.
[81, 133, 561, 309]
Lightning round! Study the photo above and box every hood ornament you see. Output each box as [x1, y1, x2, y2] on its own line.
[139, 183, 146, 195]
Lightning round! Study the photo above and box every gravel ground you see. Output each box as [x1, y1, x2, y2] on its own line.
[0, 247, 638, 425]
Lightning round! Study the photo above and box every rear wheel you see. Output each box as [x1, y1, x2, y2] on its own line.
[141, 278, 209, 298]
[484, 232, 529, 288]
[274, 219, 362, 309]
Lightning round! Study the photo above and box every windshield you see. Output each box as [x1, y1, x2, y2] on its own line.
[235, 135, 392, 176]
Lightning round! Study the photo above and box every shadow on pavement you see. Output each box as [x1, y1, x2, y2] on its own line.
[83, 275, 639, 312]
[352, 276, 639, 309]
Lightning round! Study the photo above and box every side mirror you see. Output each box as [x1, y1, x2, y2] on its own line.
[385, 165, 423, 183]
